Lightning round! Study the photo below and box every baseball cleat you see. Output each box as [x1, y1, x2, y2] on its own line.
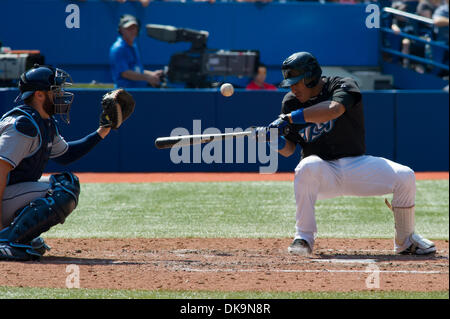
[0, 238, 50, 261]
[288, 239, 312, 255]
[0, 243, 39, 261]
[399, 233, 436, 255]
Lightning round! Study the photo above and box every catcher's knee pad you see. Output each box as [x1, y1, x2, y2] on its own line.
[0, 172, 80, 245]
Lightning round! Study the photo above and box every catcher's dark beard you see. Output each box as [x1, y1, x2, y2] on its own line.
[43, 93, 56, 116]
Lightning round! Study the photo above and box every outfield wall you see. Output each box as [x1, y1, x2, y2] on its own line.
[0, 1, 379, 85]
[0, 88, 448, 172]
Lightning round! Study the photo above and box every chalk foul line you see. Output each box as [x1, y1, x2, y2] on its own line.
[177, 267, 448, 275]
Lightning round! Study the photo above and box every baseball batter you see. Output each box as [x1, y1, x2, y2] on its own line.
[0, 65, 134, 261]
[256, 52, 436, 256]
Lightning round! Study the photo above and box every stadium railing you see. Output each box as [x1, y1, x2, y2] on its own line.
[380, 6, 449, 75]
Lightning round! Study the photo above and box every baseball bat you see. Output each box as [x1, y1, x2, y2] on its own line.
[155, 130, 253, 149]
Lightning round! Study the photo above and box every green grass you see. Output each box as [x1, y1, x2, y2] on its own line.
[45, 180, 449, 240]
[71, 83, 114, 89]
[0, 287, 447, 299]
[2, 180, 448, 300]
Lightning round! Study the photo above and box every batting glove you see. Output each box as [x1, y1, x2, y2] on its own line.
[268, 114, 292, 137]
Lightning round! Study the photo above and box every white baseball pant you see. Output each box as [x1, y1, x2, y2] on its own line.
[293, 155, 416, 252]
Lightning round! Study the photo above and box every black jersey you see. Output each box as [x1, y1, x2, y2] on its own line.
[281, 76, 365, 161]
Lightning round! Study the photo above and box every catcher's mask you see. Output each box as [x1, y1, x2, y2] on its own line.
[15, 65, 74, 124]
[279, 52, 322, 89]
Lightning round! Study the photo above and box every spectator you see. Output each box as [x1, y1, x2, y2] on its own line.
[391, 1, 415, 34]
[78, 0, 152, 5]
[390, 1, 421, 67]
[405, 0, 442, 72]
[416, 0, 441, 18]
[326, 0, 359, 3]
[432, 0, 449, 75]
[109, 14, 163, 88]
[246, 64, 277, 90]
[399, 0, 420, 12]
[115, 0, 152, 7]
[235, 0, 273, 2]
[415, 0, 440, 38]
[433, 0, 449, 44]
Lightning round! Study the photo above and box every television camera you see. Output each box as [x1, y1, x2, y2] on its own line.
[0, 42, 45, 86]
[146, 24, 259, 88]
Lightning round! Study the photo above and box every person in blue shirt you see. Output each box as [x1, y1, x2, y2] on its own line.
[109, 14, 163, 88]
[433, 0, 449, 44]
[432, 0, 449, 76]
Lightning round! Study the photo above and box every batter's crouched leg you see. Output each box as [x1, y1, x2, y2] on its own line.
[0, 172, 80, 261]
[290, 156, 338, 255]
[388, 166, 436, 255]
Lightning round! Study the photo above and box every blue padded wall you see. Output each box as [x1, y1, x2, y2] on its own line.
[1, 88, 447, 172]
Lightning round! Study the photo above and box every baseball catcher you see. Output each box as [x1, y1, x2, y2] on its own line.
[254, 52, 436, 256]
[0, 65, 135, 261]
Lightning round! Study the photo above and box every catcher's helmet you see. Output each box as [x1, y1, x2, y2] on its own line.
[279, 52, 322, 88]
[15, 65, 74, 123]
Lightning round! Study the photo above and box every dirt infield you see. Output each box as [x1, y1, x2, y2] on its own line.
[62, 172, 449, 183]
[1, 172, 448, 294]
[0, 238, 448, 292]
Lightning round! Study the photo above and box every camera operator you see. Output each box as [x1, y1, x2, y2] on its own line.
[109, 14, 163, 88]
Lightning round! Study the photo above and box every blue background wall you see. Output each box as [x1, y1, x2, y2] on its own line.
[0, 88, 447, 172]
[1, 1, 447, 172]
[0, 1, 379, 85]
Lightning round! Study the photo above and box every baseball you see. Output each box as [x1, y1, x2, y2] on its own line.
[220, 83, 234, 97]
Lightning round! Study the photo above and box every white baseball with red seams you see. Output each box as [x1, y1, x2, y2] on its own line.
[220, 83, 234, 97]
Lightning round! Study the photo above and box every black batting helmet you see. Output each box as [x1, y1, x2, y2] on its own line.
[280, 52, 322, 88]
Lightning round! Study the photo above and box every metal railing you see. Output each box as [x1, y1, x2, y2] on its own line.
[381, 6, 449, 72]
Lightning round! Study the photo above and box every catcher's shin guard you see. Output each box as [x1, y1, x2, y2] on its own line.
[0, 172, 80, 245]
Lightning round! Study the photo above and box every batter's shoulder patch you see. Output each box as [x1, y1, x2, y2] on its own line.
[14, 115, 38, 138]
[339, 77, 360, 91]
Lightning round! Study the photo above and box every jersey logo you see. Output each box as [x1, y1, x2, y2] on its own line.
[299, 120, 336, 142]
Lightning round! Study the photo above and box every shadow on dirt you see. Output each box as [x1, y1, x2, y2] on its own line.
[35, 256, 144, 266]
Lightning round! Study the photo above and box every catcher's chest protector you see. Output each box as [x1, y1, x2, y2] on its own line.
[2, 105, 57, 185]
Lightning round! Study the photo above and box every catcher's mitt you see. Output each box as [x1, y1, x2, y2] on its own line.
[99, 89, 135, 129]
